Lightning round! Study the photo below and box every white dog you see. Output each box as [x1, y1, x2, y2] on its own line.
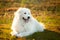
[11, 8, 45, 37]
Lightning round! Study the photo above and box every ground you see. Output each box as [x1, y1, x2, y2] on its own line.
[0, 11, 60, 40]
[0, 0, 60, 40]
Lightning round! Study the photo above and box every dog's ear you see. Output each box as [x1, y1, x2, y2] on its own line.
[14, 8, 22, 16]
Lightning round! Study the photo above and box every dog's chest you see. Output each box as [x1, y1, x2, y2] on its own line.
[15, 20, 36, 33]
[22, 21, 36, 32]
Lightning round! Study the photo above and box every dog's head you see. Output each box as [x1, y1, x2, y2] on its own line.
[14, 8, 32, 22]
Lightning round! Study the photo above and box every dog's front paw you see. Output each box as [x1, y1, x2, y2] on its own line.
[11, 31, 18, 36]
[16, 33, 24, 37]
[11, 32, 15, 36]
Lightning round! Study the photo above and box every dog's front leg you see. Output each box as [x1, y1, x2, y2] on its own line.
[11, 30, 18, 36]
[16, 31, 34, 37]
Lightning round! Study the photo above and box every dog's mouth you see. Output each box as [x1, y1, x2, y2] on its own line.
[22, 17, 30, 22]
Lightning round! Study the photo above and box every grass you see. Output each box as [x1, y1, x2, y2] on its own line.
[0, 11, 60, 40]
[0, 24, 60, 40]
[0, 0, 60, 40]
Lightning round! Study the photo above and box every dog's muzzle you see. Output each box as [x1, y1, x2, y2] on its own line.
[22, 16, 30, 22]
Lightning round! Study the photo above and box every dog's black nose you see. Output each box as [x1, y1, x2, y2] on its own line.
[28, 16, 30, 19]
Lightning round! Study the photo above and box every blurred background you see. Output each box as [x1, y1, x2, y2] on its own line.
[0, 0, 60, 40]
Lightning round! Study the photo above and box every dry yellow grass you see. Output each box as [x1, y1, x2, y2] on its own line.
[0, 0, 60, 39]
[0, 11, 60, 40]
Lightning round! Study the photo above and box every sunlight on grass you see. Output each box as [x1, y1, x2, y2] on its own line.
[0, 10, 60, 40]
[0, 0, 60, 40]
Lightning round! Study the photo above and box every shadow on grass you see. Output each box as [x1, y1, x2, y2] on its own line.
[26, 30, 60, 40]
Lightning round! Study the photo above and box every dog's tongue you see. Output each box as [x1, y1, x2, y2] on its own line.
[25, 19, 29, 23]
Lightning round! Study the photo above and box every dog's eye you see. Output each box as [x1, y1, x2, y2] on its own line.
[24, 13, 26, 14]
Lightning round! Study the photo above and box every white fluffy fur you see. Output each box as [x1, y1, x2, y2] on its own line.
[11, 8, 45, 37]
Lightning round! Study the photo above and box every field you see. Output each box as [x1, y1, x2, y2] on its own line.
[0, 0, 60, 40]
